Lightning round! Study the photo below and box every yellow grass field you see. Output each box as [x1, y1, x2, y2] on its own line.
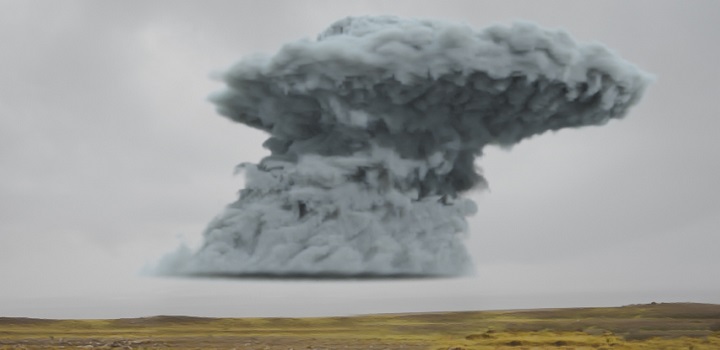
[1, 302, 719, 349]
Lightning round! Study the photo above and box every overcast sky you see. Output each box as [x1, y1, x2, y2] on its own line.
[1, 0, 719, 319]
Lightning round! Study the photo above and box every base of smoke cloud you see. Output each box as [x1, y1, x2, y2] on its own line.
[155, 148, 478, 278]
[160, 270, 455, 281]
[155, 246, 471, 279]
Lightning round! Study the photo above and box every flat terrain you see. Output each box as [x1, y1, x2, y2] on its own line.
[1, 303, 719, 349]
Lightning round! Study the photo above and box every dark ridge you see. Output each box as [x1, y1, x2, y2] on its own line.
[0, 317, 57, 325]
[110, 315, 216, 327]
[495, 302, 720, 320]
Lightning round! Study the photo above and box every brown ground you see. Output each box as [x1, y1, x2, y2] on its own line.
[1, 302, 719, 349]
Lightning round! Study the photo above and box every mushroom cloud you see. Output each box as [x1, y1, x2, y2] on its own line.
[157, 16, 650, 278]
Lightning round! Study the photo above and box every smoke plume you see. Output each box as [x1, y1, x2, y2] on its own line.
[157, 16, 649, 278]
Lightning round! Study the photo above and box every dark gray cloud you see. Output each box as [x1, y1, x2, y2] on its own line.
[157, 16, 648, 277]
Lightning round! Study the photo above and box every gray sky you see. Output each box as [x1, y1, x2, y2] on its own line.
[1, 0, 719, 318]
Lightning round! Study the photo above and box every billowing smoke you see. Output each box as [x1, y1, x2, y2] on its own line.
[157, 16, 649, 278]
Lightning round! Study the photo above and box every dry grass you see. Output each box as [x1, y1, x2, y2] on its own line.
[1, 302, 719, 349]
